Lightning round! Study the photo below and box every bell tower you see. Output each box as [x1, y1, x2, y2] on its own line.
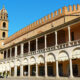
[0, 6, 8, 49]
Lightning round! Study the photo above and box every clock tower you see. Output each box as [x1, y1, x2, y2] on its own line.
[0, 6, 8, 49]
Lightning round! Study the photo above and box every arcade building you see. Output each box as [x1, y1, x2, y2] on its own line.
[0, 5, 80, 79]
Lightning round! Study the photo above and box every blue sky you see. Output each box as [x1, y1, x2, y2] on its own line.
[0, 0, 80, 36]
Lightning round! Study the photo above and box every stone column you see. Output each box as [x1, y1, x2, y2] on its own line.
[69, 58, 73, 78]
[3, 51, 4, 59]
[9, 66, 11, 77]
[15, 46, 17, 57]
[68, 26, 71, 46]
[5, 61, 7, 77]
[36, 38, 38, 53]
[14, 65, 17, 77]
[55, 31, 58, 46]
[20, 64, 23, 77]
[21, 43, 24, 56]
[45, 34, 47, 51]
[56, 60, 59, 78]
[10, 48, 12, 58]
[28, 64, 30, 77]
[36, 63, 38, 77]
[28, 41, 30, 54]
[6, 49, 8, 59]
[45, 62, 47, 77]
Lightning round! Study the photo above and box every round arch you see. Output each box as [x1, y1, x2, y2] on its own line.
[16, 60, 20, 66]
[2, 32, 6, 38]
[3, 22, 6, 28]
[37, 55, 44, 64]
[30, 57, 36, 65]
[10, 61, 14, 67]
[72, 47, 80, 59]
[23, 58, 28, 65]
[58, 50, 69, 61]
[47, 53, 56, 62]
[6, 62, 10, 71]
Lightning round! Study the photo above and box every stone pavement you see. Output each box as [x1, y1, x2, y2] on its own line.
[0, 77, 80, 80]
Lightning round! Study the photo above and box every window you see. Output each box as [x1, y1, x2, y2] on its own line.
[4, 17, 5, 19]
[2, 32, 6, 38]
[71, 32, 74, 41]
[3, 22, 6, 28]
[1, 16, 2, 19]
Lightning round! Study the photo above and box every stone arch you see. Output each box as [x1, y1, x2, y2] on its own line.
[16, 59, 21, 66]
[37, 55, 44, 64]
[2, 32, 6, 38]
[0, 63, 3, 72]
[72, 47, 80, 59]
[58, 50, 69, 61]
[10, 61, 14, 67]
[47, 53, 56, 62]
[30, 56, 36, 65]
[23, 58, 28, 65]
[6, 62, 10, 71]
[3, 22, 6, 28]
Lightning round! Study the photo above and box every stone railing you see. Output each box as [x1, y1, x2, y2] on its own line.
[30, 51, 36, 55]
[1, 39, 80, 61]
[46, 46, 55, 52]
[70, 39, 80, 46]
[57, 42, 69, 49]
[37, 48, 45, 54]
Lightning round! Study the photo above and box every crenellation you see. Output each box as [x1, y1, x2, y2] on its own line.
[77, 4, 80, 10]
[54, 11, 57, 16]
[58, 9, 62, 15]
[33, 22, 36, 27]
[47, 14, 50, 20]
[38, 19, 41, 24]
[44, 16, 47, 22]
[36, 20, 39, 25]
[62, 6, 68, 14]
[4, 4, 80, 45]
[51, 12, 53, 19]
[41, 18, 44, 23]
[69, 5, 72, 12]
[73, 5, 76, 11]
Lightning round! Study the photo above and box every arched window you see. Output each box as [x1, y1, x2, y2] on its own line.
[3, 22, 6, 28]
[2, 32, 6, 38]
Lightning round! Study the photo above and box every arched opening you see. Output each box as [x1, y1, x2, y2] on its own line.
[2, 32, 6, 38]
[23, 58, 28, 76]
[30, 57, 36, 76]
[72, 48, 80, 77]
[16, 60, 20, 76]
[38, 55, 45, 76]
[47, 53, 56, 77]
[58, 51, 70, 77]
[10, 61, 14, 76]
[3, 22, 6, 28]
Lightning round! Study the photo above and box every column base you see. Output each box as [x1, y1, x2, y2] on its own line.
[56, 76, 60, 78]
[69, 75, 74, 78]
[45, 75, 48, 78]
[36, 76, 38, 78]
